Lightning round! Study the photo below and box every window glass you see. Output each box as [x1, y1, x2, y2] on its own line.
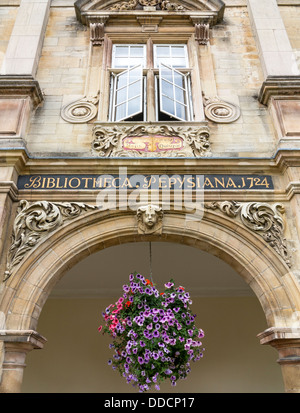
[159, 63, 189, 121]
[154, 45, 188, 68]
[112, 65, 143, 121]
[112, 45, 146, 68]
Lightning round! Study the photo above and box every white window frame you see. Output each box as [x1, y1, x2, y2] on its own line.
[110, 64, 144, 122]
[109, 43, 193, 122]
[153, 44, 189, 69]
[158, 63, 192, 121]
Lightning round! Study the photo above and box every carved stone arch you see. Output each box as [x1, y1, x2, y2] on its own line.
[1, 207, 299, 333]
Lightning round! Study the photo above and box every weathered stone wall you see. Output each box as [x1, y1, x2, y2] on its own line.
[279, 5, 300, 71]
[0, 5, 18, 70]
[27, 6, 91, 155]
[210, 6, 275, 157]
[23, 3, 277, 157]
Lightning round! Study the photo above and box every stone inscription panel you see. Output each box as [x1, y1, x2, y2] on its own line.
[18, 174, 274, 191]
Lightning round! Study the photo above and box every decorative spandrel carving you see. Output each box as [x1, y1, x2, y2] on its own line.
[3, 200, 97, 281]
[137, 205, 163, 234]
[91, 123, 211, 158]
[205, 201, 291, 268]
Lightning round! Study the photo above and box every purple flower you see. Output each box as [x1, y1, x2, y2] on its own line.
[153, 330, 160, 338]
[138, 357, 144, 364]
[165, 282, 174, 288]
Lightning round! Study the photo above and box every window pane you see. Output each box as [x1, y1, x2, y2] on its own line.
[113, 45, 145, 68]
[158, 63, 190, 121]
[115, 103, 126, 120]
[115, 46, 129, 57]
[175, 86, 185, 103]
[154, 45, 188, 68]
[171, 46, 185, 57]
[112, 64, 143, 121]
[161, 96, 175, 117]
[130, 46, 144, 57]
[128, 80, 141, 99]
[174, 72, 185, 88]
[116, 87, 127, 104]
[161, 79, 174, 99]
[128, 97, 141, 115]
[116, 72, 127, 89]
[156, 46, 170, 57]
[129, 66, 141, 82]
[176, 102, 187, 120]
[160, 65, 173, 82]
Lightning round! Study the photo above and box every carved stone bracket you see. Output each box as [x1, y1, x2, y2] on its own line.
[203, 96, 241, 123]
[60, 93, 99, 123]
[91, 123, 211, 158]
[137, 204, 163, 234]
[89, 17, 108, 45]
[205, 201, 291, 268]
[3, 200, 97, 281]
[194, 22, 210, 45]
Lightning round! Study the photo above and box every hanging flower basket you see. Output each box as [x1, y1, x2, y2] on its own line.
[98, 272, 205, 392]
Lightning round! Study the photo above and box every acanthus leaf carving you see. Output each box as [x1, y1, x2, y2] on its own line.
[204, 201, 291, 268]
[3, 200, 98, 281]
[91, 123, 211, 158]
[108, 0, 187, 11]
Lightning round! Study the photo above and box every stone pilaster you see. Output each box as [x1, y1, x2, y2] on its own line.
[247, 0, 300, 150]
[0, 330, 47, 393]
[258, 328, 300, 393]
[0, 0, 50, 147]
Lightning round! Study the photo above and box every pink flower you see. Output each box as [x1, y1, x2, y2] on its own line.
[98, 325, 102, 332]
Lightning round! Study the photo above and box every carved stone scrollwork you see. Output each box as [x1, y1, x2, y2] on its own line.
[108, 0, 187, 10]
[203, 96, 241, 123]
[3, 200, 97, 281]
[91, 123, 211, 158]
[205, 201, 291, 268]
[137, 205, 163, 235]
[60, 94, 99, 123]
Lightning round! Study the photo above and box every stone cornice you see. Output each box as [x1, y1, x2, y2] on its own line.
[0, 330, 47, 348]
[259, 76, 300, 106]
[0, 75, 44, 108]
[2, 148, 300, 173]
[74, 0, 225, 26]
[258, 327, 300, 346]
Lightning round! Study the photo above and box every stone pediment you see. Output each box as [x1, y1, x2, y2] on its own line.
[75, 0, 225, 25]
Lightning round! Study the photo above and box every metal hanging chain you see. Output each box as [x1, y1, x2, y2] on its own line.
[149, 241, 154, 285]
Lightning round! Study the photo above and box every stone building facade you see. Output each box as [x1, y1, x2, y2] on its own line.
[0, 0, 300, 393]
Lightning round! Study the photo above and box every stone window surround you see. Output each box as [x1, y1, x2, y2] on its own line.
[60, 0, 242, 128]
